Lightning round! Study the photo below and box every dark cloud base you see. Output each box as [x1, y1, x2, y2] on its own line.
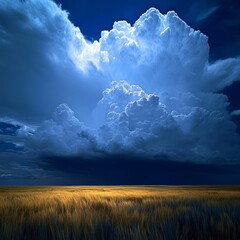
[39, 155, 240, 185]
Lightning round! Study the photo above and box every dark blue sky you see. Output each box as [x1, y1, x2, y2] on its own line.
[0, 0, 240, 185]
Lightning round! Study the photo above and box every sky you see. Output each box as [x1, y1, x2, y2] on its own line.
[0, 0, 240, 185]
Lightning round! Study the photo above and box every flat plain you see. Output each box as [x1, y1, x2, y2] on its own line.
[0, 186, 240, 240]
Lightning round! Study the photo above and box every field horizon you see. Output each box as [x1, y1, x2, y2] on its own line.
[0, 186, 240, 239]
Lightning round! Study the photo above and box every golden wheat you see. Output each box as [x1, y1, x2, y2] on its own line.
[0, 186, 239, 240]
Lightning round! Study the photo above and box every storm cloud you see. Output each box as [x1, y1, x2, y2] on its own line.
[0, 0, 106, 123]
[0, 0, 240, 169]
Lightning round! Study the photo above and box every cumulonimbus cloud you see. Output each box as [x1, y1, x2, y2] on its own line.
[0, 0, 240, 163]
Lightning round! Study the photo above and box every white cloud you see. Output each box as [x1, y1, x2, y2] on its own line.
[96, 8, 240, 95]
[0, 0, 106, 123]
[231, 110, 240, 116]
[1, 1, 240, 162]
[27, 80, 239, 162]
[28, 104, 98, 156]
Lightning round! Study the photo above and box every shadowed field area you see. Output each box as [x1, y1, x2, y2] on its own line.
[0, 186, 240, 239]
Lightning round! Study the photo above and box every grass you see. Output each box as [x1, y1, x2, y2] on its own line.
[0, 186, 240, 240]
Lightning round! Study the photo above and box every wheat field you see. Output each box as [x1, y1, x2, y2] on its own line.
[0, 186, 239, 240]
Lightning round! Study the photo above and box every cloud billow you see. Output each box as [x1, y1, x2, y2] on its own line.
[0, 1, 240, 163]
